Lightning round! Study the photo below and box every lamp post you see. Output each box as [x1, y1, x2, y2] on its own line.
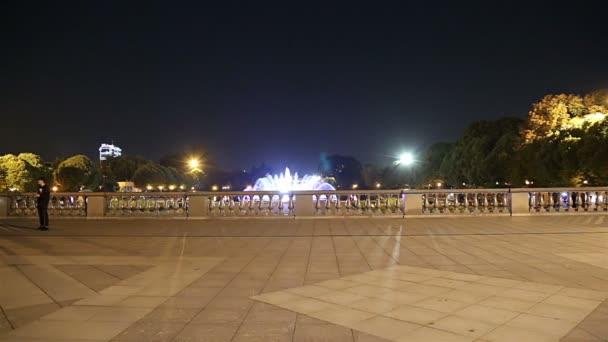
[187, 158, 203, 191]
[394, 152, 416, 188]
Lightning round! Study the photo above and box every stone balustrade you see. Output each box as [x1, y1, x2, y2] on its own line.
[1, 187, 607, 219]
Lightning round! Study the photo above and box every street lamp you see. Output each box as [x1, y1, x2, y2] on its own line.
[394, 152, 415, 166]
[188, 158, 200, 169]
[187, 157, 203, 191]
[393, 152, 416, 188]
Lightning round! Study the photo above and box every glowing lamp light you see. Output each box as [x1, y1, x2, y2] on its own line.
[211, 185, 218, 191]
[436, 182, 442, 188]
[352, 184, 359, 189]
[169, 185, 176, 191]
[376, 183, 381, 188]
[158, 186, 164, 191]
[179, 185, 185, 190]
[146, 185, 153, 191]
[188, 158, 200, 169]
[396, 152, 415, 166]
[52, 186, 58, 192]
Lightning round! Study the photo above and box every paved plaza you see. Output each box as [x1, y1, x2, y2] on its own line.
[0, 216, 608, 341]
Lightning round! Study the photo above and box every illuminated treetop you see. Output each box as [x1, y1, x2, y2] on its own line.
[522, 90, 608, 144]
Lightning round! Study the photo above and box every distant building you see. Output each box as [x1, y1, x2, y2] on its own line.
[99, 143, 122, 161]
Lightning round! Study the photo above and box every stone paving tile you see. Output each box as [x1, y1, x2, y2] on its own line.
[95, 265, 153, 280]
[111, 321, 187, 342]
[3, 303, 60, 328]
[172, 323, 239, 342]
[2, 216, 608, 341]
[252, 264, 606, 341]
[2, 320, 132, 340]
[293, 323, 354, 342]
[54, 264, 122, 292]
[0, 312, 10, 335]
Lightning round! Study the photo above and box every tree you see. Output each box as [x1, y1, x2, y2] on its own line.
[132, 163, 183, 189]
[54, 155, 94, 191]
[440, 118, 523, 187]
[418, 143, 453, 185]
[0, 153, 49, 192]
[133, 163, 163, 188]
[518, 90, 608, 186]
[103, 155, 147, 181]
[522, 94, 597, 144]
[319, 154, 363, 189]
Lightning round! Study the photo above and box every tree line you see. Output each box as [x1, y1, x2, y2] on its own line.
[1, 90, 607, 192]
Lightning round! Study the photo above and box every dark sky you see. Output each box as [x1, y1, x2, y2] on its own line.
[2, 3, 607, 173]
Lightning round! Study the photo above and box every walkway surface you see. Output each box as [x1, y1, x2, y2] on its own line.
[1, 216, 607, 341]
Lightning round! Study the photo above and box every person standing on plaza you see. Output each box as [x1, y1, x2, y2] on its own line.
[34, 177, 50, 230]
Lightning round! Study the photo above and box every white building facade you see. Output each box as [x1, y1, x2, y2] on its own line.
[99, 143, 122, 161]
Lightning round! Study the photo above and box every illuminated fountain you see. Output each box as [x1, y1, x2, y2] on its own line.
[244, 168, 335, 193]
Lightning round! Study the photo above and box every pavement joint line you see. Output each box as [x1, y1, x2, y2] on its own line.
[12, 265, 61, 309]
[163, 238, 272, 342]
[3, 230, 608, 238]
[53, 264, 107, 295]
[0, 306, 14, 330]
[229, 237, 295, 342]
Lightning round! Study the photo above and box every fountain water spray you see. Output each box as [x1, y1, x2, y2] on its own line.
[244, 168, 335, 192]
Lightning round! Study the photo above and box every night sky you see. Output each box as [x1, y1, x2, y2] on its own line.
[2, 3, 607, 173]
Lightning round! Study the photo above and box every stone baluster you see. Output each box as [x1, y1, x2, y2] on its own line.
[592, 192, 599, 212]
[315, 194, 322, 215]
[276, 195, 284, 215]
[581, 192, 588, 211]
[246, 196, 255, 215]
[218, 196, 226, 215]
[335, 194, 342, 215]
[345, 195, 352, 214]
[325, 195, 333, 214]
[238, 196, 247, 215]
[257, 195, 264, 215]
[288, 195, 295, 216]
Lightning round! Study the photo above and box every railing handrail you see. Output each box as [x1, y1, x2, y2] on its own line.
[5, 187, 608, 197]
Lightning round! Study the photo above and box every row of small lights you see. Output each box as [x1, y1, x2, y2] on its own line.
[146, 185, 187, 191]
[211, 185, 232, 191]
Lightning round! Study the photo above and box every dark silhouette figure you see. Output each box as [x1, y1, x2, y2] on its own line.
[35, 177, 50, 230]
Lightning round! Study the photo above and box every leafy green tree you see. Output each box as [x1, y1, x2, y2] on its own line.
[0, 153, 49, 192]
[518, 90, 608, 186]
[319, 154, 363, 190]
[132, 163, 182, 189]
[133, 163, 164, 188]
[103, 155, 147, 181]
[440, 118, 523, 187]
[54, 155, 94, 191]
[418, 143, 453, 185]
